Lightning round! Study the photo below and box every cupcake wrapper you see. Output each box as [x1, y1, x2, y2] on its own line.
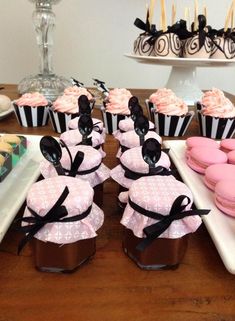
[145, 100, 155, 122]
[154, 111, 194, 137]
[49, 109, 77, 133]
[198, 111, 235, 139]
[101, 109, 130, 134]
[13, 104, 49, 127]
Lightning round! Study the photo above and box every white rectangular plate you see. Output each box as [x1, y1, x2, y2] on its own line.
[164, 140, 235, 274]
[0, 134, 43, 242]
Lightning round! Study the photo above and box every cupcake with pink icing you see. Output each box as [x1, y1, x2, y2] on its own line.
[13, 92, 49, 127]
[102, 88, 132, 134]
[146, 88, 194, 136]
[49, 86, 95, 133]
[197, 88, 235, 138]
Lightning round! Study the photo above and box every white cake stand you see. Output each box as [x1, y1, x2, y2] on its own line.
[125, 54, 235, 105]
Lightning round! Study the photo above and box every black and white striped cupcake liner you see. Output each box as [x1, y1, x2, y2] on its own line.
[48, 108, 78, 133]
[197, 111, 235, 139]
[13, 103, 49, 127]
[154, 111, 194, 137]
[101, 108, 130, 134]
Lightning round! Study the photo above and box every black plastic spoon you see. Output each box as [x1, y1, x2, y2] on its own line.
[40, 136, 65, 175]
[78, 114, 93, 145]
[78, 95, 91, 115]
[142, 138, 162, 174]
[128, 96, 139, 111]
[134, 115, 149, 146]
[131, 104, 143, 121]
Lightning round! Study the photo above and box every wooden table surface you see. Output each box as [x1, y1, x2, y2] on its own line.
[0, 85, 235, 321]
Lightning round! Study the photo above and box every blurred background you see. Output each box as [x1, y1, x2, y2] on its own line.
[0, 0, 233, 92]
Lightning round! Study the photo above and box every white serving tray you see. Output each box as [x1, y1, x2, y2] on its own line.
[0, 105, 14, 120]
[0, 134, 43, 242]
[164, 140, 235, 274]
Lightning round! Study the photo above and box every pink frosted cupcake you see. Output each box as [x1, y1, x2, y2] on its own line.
[197, 88, 235, 138]
[13, 92, 49, 127]
[146, 88, 194, 136]
[102, 88, 132, 134]
[49, 86, 95, 133]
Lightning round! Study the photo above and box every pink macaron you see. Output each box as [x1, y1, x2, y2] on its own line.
[215, 179, 235, 217]
[220, 138, 235, 153]
[186, 147, 228, 174]
[204, 163, 235, 190]
[185, 136, 219, 157]
[228, 150, 235, 165]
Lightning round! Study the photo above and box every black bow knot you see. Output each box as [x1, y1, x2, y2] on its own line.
[128, 195, 210, 251]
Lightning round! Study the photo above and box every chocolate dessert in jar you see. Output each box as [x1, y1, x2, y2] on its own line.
[121, 175, 209, 269]
[18, 176, 104, 273]
[60, 114, 106, 158]
[40, 138, 110, 208]
[115, 115, 162, 159]
[111, 138, 171, 194]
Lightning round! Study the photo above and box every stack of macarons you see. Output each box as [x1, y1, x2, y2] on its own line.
[186, 137, 227, 174]
[186, 136, 235, 217]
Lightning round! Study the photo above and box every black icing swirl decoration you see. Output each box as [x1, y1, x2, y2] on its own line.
[154, 33, 181, 57]
[225, 38, 235, 58]
[183, 35, 212, 56]
[133, 36, 141, 54]
[211, 37, 235, 59]
[135, 35, 155, 56]
[211, 36, 223, 55]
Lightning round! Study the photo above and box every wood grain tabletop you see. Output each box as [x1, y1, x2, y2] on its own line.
[0, 84, 234, 321]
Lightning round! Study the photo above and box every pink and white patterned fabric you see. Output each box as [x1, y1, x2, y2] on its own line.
[40, 145, 110, 187]
[111, 146, 171, 188]
[68, 117, 106, 140]
[115, 118, 155, 134]
[23, 176, 104, 244]
[115, 130, 162, 158]
[121, 176, 202, 239]
[118, 191, 128, 204]
[60, 129, 106, 157]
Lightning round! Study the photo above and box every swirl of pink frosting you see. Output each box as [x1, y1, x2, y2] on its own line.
[63, 86, 93, 100]
[53, 95, 78, 114]
[15, 92, 48, 107]
[149, 88, 188, 116]
[105, 88, 132, 115]
[201, 88, 235, 118]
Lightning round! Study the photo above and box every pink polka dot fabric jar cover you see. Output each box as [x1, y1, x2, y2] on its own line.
[60, 128, 106, 158]
[111, 145, 171, 189]
[114, 129, 162, 158]
[121, 175, 209, 269]
[18, 176, 104, 272]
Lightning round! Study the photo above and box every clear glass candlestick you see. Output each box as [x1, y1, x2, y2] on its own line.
[18, 0, 71, 101]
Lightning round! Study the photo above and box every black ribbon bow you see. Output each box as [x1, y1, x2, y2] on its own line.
[16, 187, 92, 254]
[120, 162, 172, 180]
[128, 195, 210, 252]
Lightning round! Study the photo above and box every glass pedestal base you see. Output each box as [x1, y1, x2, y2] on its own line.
[18, 73, 71, 102]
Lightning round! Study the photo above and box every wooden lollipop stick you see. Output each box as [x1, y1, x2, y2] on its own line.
[149, 0, 156, 26]
[194, 0, 199, 31]
[225, 1, 234, 31]
[161, 0, 167, 32]
[172, 3, 176, 25]
[204, 5, 207, 20]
